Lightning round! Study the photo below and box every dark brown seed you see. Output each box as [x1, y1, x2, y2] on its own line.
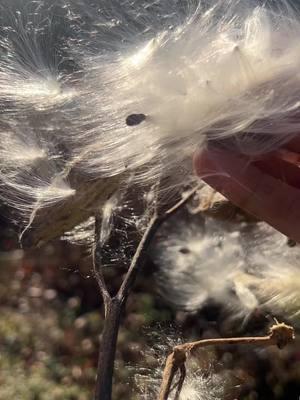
[126, 113, 146, 126]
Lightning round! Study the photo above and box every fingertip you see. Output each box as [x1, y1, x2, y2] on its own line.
[193, 147, 222, 178]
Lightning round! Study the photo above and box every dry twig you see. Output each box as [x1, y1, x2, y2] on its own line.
[158, 322, 295, 400]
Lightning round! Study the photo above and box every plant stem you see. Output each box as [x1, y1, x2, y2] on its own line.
[94, 297, 123, 400]
[158, 322, 295, 400]
[93, 184, 202, 400]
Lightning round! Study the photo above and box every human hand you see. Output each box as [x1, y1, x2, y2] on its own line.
[194, 139, 300, 242]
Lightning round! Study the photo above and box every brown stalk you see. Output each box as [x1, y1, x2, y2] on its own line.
[93, 184, 202, 400]
[158, 322, 295, 400]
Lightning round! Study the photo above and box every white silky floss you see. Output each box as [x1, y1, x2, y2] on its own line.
[0, 0, 300, 229]
[153, 209, 300, 323]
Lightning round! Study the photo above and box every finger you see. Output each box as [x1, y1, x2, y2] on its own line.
[194, 148, 300, 242]
[284, 136, 300, 153]
[254, 155, 300, 189]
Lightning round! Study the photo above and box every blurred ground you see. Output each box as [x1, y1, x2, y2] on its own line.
[0, 217, 299, 400]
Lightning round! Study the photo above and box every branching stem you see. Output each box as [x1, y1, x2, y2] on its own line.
[93, 184, 201, 400]
[158, 323, 295, 400]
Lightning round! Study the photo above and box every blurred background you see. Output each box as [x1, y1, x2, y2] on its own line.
[0, 199, 299, 400]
